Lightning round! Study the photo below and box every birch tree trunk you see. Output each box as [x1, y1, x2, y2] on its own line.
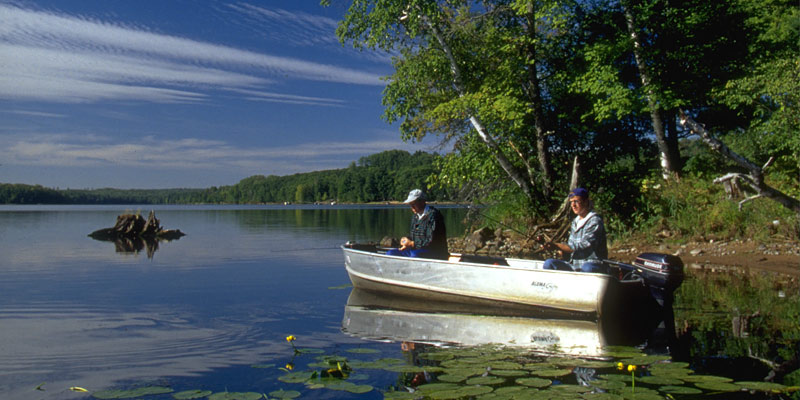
[624, 4, 680, 180]
[424, 16, 535, 200]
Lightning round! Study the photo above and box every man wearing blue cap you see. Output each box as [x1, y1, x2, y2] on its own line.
[542, 187, 608, 273]
[386, 189, 449, 260]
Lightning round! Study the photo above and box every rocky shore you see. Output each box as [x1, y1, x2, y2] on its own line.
[443, 228, 799, 277]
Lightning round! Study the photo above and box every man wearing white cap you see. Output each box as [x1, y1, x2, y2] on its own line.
[386, 189, 449, 260]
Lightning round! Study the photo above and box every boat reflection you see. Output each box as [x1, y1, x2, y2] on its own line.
[342, 289, 672, 358]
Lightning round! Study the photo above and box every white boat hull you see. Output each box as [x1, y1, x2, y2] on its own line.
[343, 247, 615, 317]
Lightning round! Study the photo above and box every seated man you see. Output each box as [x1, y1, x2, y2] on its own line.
[542, 187, 608, 273]
[386, 189, 449, 260]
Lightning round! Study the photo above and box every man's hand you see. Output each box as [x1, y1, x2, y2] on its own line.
[399, 237, 414, 250]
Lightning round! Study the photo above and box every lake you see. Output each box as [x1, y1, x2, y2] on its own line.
[0, 205, 796, 399]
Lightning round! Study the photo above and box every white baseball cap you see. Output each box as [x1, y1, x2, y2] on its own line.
[403, 189, 425, 203]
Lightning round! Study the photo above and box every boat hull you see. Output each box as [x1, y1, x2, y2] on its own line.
[343, 247, 614, 318]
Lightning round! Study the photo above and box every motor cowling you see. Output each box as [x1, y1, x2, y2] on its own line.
[632, 253, 685, 304]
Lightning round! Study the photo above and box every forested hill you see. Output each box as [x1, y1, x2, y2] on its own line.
[0, 150, 446, 204]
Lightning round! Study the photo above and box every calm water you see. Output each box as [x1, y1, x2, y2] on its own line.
[0, 205, 796, 400]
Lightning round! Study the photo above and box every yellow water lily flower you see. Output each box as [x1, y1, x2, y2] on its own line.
[617, 362, 624, 370]
[69, 387, 88, 392]
[627, 364, 637, 372]
[286, 335, 296, 342]
[285, 363, 294, 371]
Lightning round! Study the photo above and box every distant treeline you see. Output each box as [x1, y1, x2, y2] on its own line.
[0, 150, 446, 204]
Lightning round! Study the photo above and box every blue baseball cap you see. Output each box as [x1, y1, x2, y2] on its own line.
[568, 187, 589, 198]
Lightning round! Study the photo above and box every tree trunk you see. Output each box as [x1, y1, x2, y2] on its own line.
[524, 4, 554, 197]
[624, 4, 681, 179]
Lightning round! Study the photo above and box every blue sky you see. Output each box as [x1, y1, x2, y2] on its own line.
[0, 0, 434, 189]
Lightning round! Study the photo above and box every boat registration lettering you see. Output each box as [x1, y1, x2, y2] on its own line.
[530, 281, 556, 291]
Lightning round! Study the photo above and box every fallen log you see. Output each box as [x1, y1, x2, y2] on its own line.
[679, 111, 800, 213]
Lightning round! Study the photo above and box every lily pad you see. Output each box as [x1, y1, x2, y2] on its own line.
[250, 363, 275, 369]
[489, 369, 528, 377]
[695, 381, 742, 391]
[619, 354, 671, 365]
[383, 391, 417, 399]
[416, 383, 460, 393]
[207, 392, 263, 400]
[618, 387, 661, 399]
[658, 385, 702, 394]
[436, 374, 468, 383]
[582, 393, 624, 400]
[173, 390, 213, 400]
[346, 348, 380, 354]
[638, 375, 684, 385]
[488, 361, 524, 370]
[551, 384, 591, 393]
[681, 374, 732, 383]
[734, 381, 787, 392]
[515, 377, 552, 388]
[591, 379, 626, 390]
[531, 368, 573, 377]
[278, 371, 315, 383]
[93, 386, 173, 399]
[418, 352, 455, 361]
[465, 376, 506, 385]
[384, 365, 445, 373]
[647, 361, 690, 370]
[296, 348, 325, 354]
[268, 389, 301, 399]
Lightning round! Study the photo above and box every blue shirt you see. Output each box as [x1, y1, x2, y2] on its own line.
[567, 212, 608, 267]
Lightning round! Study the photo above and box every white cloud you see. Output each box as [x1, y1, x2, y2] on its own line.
[0, 131, 433, 175]
[0, 3, 383, 104]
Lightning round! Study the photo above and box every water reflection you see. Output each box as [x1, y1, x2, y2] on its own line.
[89, 234, 182, 258]
[342, 289, 674, 358]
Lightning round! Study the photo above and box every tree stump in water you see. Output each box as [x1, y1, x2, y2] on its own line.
[89, 211, 185, 240]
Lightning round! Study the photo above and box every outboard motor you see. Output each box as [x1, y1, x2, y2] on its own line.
[631, 253, 684, 306]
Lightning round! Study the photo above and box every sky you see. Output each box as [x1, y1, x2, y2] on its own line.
[0, 0, 435, 189]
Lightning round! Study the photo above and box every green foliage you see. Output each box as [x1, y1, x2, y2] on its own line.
[619, 176, 799, 243]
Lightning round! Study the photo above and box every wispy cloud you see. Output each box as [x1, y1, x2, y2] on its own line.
[0, 3, 383, 104]
[0, 132, 431, 176]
